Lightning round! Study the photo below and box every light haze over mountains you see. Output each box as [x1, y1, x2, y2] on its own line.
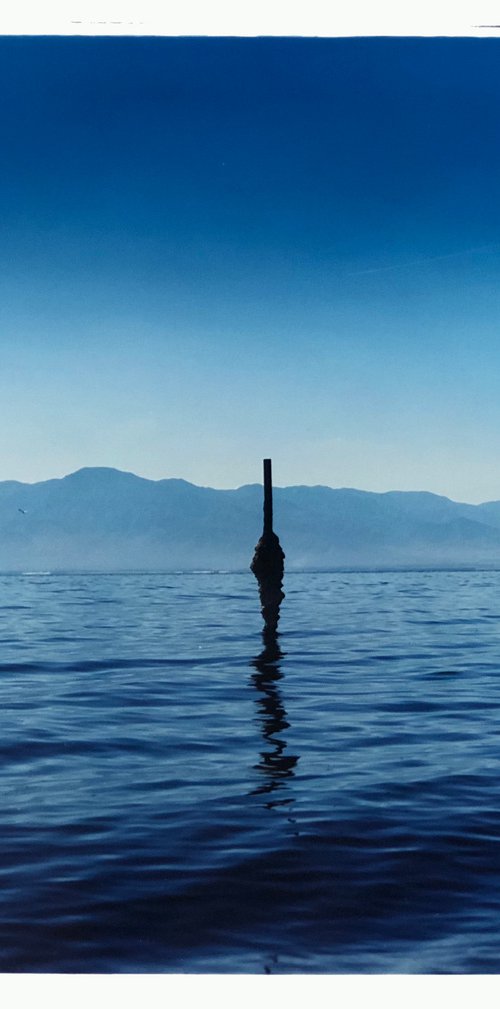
[4, 467, 500, 572]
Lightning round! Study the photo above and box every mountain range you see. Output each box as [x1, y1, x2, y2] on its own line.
[3, 466, 500, 571]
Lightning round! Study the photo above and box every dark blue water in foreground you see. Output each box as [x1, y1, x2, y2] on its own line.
[2, 569, 500, 973]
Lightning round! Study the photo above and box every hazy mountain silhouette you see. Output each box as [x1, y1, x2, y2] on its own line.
[3, 466, 500, 570]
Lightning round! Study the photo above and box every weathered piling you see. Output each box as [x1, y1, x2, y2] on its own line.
[251, 459, 285, 631]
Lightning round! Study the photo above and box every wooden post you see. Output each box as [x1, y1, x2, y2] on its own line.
[263, 458, 273, 538]
[251, 458, 285, 632]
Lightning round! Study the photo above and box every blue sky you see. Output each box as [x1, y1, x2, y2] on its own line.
[2, 35, 500, 501]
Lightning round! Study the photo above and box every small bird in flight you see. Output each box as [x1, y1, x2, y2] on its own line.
[18, 508, 27, 514]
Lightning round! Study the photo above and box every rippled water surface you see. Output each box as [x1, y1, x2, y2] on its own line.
[2, 568, 500, 973]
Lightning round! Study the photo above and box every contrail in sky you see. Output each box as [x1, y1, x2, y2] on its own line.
[348, 243, 500, 276]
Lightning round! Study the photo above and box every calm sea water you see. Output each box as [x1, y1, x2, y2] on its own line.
[2, 568, 500, 973]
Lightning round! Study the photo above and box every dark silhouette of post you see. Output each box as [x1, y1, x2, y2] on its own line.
[263, 458, 273, 537]
[251, 459, 285, 631]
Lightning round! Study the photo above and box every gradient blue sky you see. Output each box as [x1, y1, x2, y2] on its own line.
[2, 35, 500, 500]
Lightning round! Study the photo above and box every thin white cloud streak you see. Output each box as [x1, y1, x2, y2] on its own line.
[347, 243, 500, 277]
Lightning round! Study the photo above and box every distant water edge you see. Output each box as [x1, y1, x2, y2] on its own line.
[8, 562, 500, 576]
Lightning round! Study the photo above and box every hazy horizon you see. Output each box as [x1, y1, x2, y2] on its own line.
[3, 37, 500, 502]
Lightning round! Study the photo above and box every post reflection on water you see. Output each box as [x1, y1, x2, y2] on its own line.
[250, 624, 299, 806]
[250, 459, 298, 806]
